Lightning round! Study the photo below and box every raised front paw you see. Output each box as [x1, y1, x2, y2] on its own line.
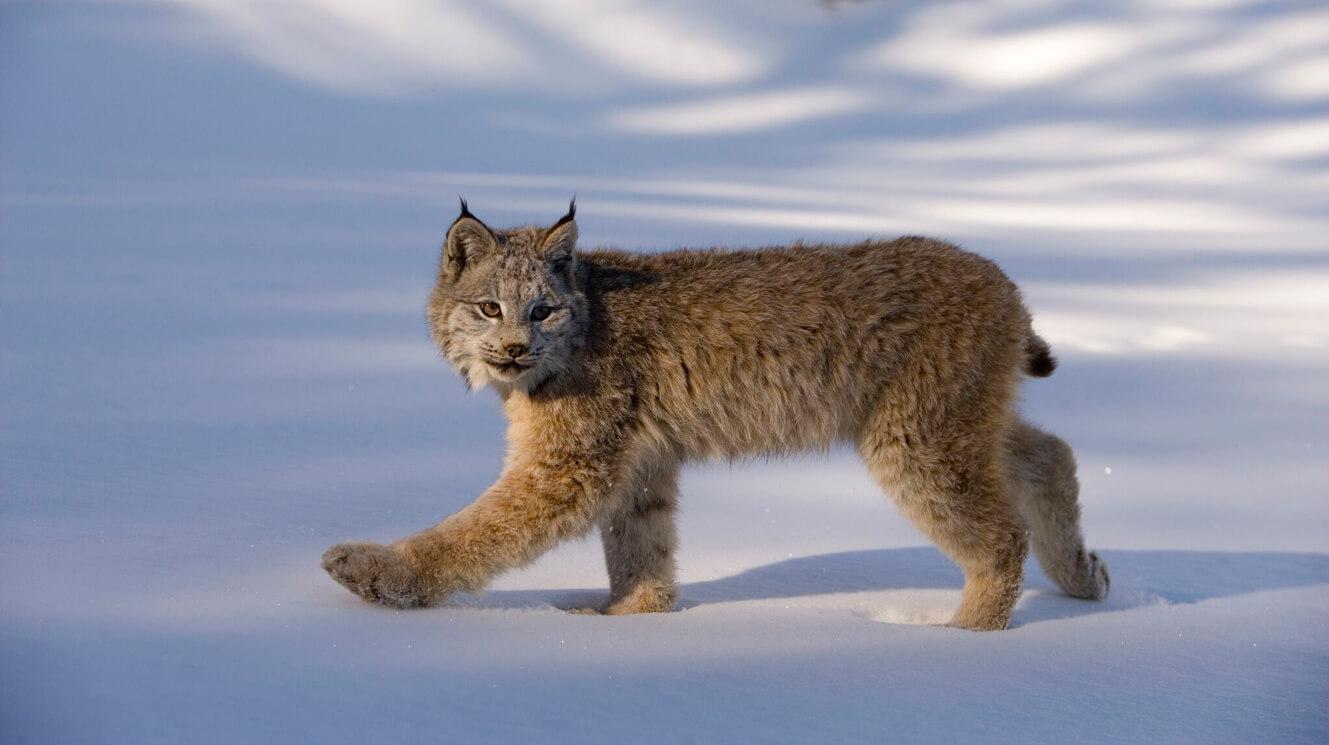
[321, 542, 430, 609]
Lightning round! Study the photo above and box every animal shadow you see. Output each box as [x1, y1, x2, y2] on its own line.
[464, 547, 1329, 626]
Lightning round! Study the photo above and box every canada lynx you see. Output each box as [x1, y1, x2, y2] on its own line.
[323, 201, 1109, 630]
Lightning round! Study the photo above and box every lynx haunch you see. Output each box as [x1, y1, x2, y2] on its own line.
[322, 200, 1109, 631]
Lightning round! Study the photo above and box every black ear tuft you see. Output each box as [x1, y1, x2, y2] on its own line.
[541, 198, 579, 276]
[443, 200, 499, 281]
[552, 197, 576, 229]
[449, 196, 493, 234]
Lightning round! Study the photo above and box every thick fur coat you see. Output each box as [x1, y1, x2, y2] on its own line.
[323, 203, 1108, 630]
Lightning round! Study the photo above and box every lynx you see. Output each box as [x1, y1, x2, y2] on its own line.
[322, 200, 1109, 630]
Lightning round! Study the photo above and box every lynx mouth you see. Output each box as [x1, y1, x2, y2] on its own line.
[486, 360, 532, 376]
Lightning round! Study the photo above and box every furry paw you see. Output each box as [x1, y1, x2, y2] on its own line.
[604, 584, 677, 615]
[944, 611, 1010, 632]
[1064, 550, 1111, 601]
[565, 585, 677, 616]
[321, 542, 429, 609]
[1085, 551, 1111, 600]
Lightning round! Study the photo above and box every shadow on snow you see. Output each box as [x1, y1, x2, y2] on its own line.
[455, 547, 1329, 627]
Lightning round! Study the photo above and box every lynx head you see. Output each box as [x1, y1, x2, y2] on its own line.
[427, 199, 587, 392]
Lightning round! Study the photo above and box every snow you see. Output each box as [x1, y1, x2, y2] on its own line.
[2, 1, 1327, 743]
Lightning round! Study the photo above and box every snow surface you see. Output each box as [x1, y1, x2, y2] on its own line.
[2, 1, 1327, 743]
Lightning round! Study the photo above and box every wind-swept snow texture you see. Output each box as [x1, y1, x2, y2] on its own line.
[2, 2, 1326, 743]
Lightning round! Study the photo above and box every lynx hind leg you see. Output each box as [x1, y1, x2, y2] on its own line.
[860, 430, 1028, 631]
[1005, 421, 1109, 600]
[595, 464, 680, 615]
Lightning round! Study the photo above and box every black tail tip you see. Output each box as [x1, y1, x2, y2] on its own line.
[1026, 348, 1057, 377]
[1024, 333, 1057, 377]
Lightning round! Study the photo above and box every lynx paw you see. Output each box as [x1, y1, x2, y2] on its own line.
[566, 585, 677, 616]
[321, 542, 429, 609]
[945, 611, 1010, 632]
[1065, 550, 1111, 601]
[605, 584, 677, 615]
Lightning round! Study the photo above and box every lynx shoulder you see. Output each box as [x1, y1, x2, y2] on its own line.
[322, 202, 1107, 630]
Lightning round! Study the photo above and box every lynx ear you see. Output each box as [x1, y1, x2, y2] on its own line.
[541, 198, 578, 272]
[443, 198, 499, 280]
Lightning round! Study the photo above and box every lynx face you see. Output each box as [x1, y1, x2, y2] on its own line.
[428, 202, 585, 392]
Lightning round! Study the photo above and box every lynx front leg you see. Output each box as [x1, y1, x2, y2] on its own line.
[323, 445, 625, 608]
[597, 464, 680, 615]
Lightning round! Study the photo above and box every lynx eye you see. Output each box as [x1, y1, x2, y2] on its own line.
[530, 305, 553, 321]
[478, 301, 502, 318]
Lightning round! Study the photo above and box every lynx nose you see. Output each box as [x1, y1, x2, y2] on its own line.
[504, 344, 528, 359]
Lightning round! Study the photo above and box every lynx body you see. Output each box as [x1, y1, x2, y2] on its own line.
[322, 202, 1109, 630]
